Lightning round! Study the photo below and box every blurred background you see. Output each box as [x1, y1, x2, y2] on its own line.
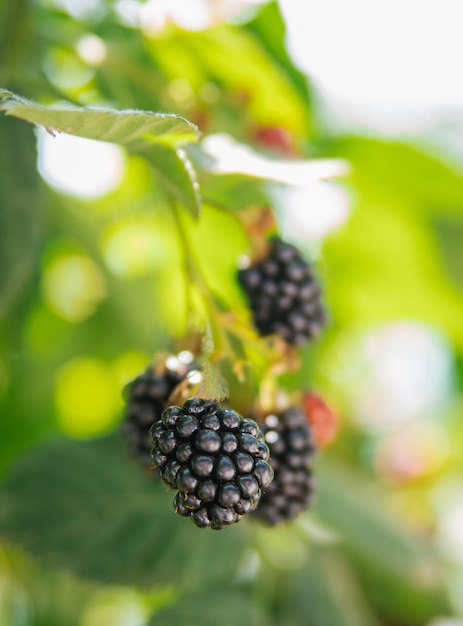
[1, 1, 463, 624]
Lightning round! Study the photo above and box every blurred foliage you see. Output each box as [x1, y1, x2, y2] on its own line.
[1, 1, 463, 625]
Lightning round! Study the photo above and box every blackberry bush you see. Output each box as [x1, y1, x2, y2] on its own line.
[150, 398, 274, 530]
[252, 406, 316, 525]
[238, 238, 326, 345]
[122, 352, 198, 469]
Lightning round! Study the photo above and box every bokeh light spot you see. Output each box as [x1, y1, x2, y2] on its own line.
[112, 351, 150, 389]
[38, 129, 125, 199]
[101, 219, 169, 278]
[44, 47, 94, 90]
[55, 358, 120, 437]
[77, 34, 107, 66]
[42, 254, 107, 322]
[80, 588, 147, 626]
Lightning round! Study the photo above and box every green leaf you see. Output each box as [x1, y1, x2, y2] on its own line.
[0, 89, 200, 146]
[0, 435, 247, 587]
[324, 136, 463, 215]
[280, 548, 380, 626]
[433, 216, 463, 291]
[200, 172, 270, 212]
[149, 589, 268, 626]
[142, 144, 201, 218]
[315, 462, 450, 622]
[0, 113, 41, 318]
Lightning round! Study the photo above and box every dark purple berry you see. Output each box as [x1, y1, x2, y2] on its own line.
[151, 399, 273, 529]
[197, 480, 217, 502]
[195, 429, 222, 454]
[191, 455, 214, 478]
[215, 455, 236, 481]
[201, 413, 221, 431]
[158, 430, 177, 454]
[239, 433, 259, 454]
[177, 467, 198, 493]
[237, 238, 326, 346]
[252, 407, 316, 525]
[183, 397, 206, 416]
[233, 452, 254, 474]
[122, 355, 199, 472]
[240, 418, 259, 438]
[238, 475, 259, 497]
[176, 442, 194, 463]
[221, 409, 242, 431]
[192, 507, 211, 528]
[162, 406, 183, 428]
[176, 415, 199, 438]
[218, 483, 241, 507]
[222, 433, 238, 453]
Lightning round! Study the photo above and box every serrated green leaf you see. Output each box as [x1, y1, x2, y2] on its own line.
[0, 436, 246, 587]
[0, 89, 200, 146]
[149, 589, 268, 626]
[0, 113, 41, 318]
[142, 144, 201, 218]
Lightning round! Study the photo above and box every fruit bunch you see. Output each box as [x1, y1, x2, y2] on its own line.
[122, 232, 332, 529]
[238, 237, 326, 346]
[150, 398, 274, 529]
[252, 407, 316, 525]
[122, 352, 198, 470]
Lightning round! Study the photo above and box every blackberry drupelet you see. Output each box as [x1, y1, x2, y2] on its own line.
[150, 398, 274, 530]
[252, 407, 316, 525]
[238, 238, 326, 345]
[122, 353, 198, 470]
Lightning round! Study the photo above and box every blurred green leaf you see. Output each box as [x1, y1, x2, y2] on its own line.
[433, 216, 463, 291]
[0, 114, 41, 318]
[201, 173, 270, 212]
[324, 136, 463, 215]
[315, 462, 450, 622]
[149, 589, 268, 626]
[244, 1, 312, 112]
[324, 195, 463, 347]
[148, 24, 309, 135]
[279, 548, 380, 626]
[0, 89, 200, 146]
[0, 436, 247, 587]
[142, 144, 201, 218]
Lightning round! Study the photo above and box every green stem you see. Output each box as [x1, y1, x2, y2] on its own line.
[0, 0, 30, 85]
[169, 198, 235, 362]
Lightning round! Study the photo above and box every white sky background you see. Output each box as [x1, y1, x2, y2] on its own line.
[279, 0, 463, 134]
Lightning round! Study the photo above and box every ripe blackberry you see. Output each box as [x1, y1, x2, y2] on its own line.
[238, 238, 326, 345]
[251, 407, 316, 525]
[150, 398, 274, 530]
[122, 352, 198, 470]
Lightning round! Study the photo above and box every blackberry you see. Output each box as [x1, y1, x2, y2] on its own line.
[238, 238, 326, 345]
[251, 407, 316, 525]
[122, 352, 198, 470]
[150, 398, 274, 530]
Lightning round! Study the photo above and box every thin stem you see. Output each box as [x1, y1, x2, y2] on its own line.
[169, 198, 236, 362]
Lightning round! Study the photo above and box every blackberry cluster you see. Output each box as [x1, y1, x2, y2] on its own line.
[122, 353, 198, 469]
[252, 407, 316, 525]
[238, 238, 326, 345]
[150, 398, 274, 530]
